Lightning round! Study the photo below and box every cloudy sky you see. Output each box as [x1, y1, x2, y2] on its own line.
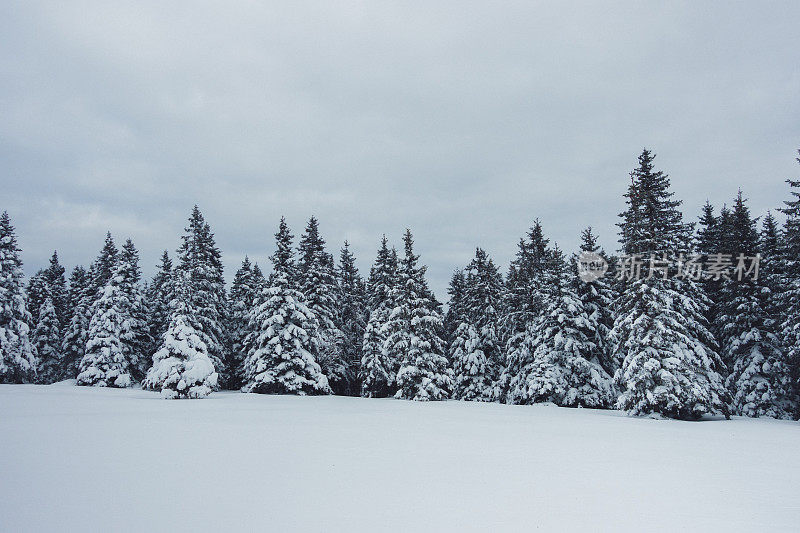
[2, 1, 799, 298]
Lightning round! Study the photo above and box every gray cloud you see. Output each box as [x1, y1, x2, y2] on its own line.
[2, 1, 799, 298]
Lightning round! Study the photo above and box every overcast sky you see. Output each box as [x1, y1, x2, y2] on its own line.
[2, 1, 799, 299]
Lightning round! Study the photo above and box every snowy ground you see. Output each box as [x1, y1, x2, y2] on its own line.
[1, 384, 798, 532]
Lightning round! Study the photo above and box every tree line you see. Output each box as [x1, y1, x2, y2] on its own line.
[1, 148, 799, 420]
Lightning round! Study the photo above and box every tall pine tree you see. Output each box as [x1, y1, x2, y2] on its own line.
[143, 266, 219, 399]
[497, 221, 554, 401]
[778, 150, 800, 415]
[612, 149, 729, 419]
[359, 236, 399, 398]
[386, 230, 452, 401]
[90, 232, 119, 303]
[33, 294, 62, 383]
[0, 212, 37, 383]
[61, 265, 90, 380]
[574, 227, 616, 375]
[719, 192, 793, 418]
[452, 248, 504, 401]
[117, 239, 151, 381]
[297, 217, 347, 394]
[241, 219, 330, 395]
[146, 251, 174, 355]
[43, 251, 67, 333]
[336, 242, 367, 396]
[174, 206, 227, 387]
[227, 256, 261, 390]
[77, 258, 133, 388]
[506, 248, 615, 407]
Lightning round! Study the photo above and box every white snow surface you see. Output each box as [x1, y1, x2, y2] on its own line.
[1, 383, 798, 532]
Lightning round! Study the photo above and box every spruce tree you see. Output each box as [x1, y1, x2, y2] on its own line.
[463, 249, 504, 374]
[617, 149, 691, 255]
[90, 232, 119, 302]
[227, 256, 260, 390]
[612, 149, 729, 419]
[0, 213, 37, 383]
[501, 221, 551, 343]
[61, 265, 90, 380]
[505, 248, 614, 407]
[252, 263, 265, 284]
[359, 236, 399, 398]
[77, 259, 133, 388]
[694, 202, 727, 345]
[143, 266, 219, 399]
[696, 201, 719, 256]
[497, 221, 554, 401]
[43, 251, 67, 332]
[720, 193, 792, 418]
[117, 239, 151, 381]
[574, 227, 616, 375]
[174, 206, 227, 387]
[452, 248, 504, 401]
[269, 217, 296, 285]
[759, 211, 784, 327]
[33, 295, 62, 383]
[443, 269, 467, 359]
[146, 251, 173, 354]
[336, 242, 367, 396]
[25, 271, 47, 327]
[241, 220, 330, 395]
[297, 217, 346, 393]
[452, 321, 493, 401]
[386, 230, 452, 401]
[778, 150, 800, 414]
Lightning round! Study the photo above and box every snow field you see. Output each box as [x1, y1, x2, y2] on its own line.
[0, 383, 798, 532]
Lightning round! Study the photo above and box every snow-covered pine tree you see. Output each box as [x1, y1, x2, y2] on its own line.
[336, 242, 367, 396]
[33, 295, 62, 383]
[611, 149, 729, 420]
[269, 217, 297, 286]
[574, 227, 617, 375]
[297, 217, 347, 394]
[146, 251, 173, 355]
[451, 248, 504, 401]
[778, 150, 800, 415]
[387, 230, 452, 401]
[359, 236, 399, 398]
[25, 271, 47, 327]
[719, 192, 793, 418]
[174, 206, 227, 387]
[43, 251, 67, 334]
[66, 266, 89, 321]
[241, 219, 330, 395]
[61, 265, 90, 379]
[759, 211, 784, 329]
[501, 221, 551, 343]
[443, 269, 467, 360]
[117, 239, 151, 381]
[505, 247, 614, 407]
[143, 266, 218, 399]
[496, 221, 554, 402]
[0, 212, 37, 383]
[227, 256, 260, 390]
[696, 201, 720, 256]
[617, 151, 693, 257]
[451, 321, 492, 401]
[77, 259, 133, 388]
[694, 201, 727, 344]
[463, 249, 504, 380]
[89, 232, 119, 303]
[252, 263, 265, 285]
